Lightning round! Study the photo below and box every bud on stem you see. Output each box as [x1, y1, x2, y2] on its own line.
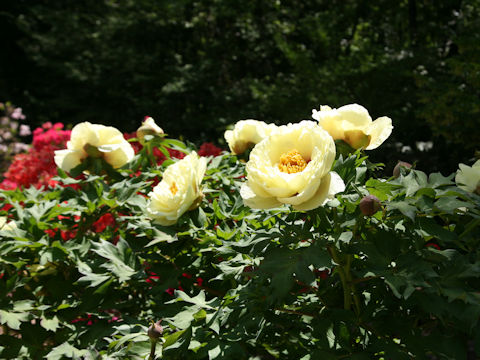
[359, 195, 382, 216]
[148, 320, 163, 360]
[393, 161, 412, 178]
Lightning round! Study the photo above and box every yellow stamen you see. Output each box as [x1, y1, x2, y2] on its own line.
[170, 182, 178, 195]
[278, 149, 308, 174]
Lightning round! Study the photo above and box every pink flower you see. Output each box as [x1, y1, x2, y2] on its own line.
[19, 124, 31, 137]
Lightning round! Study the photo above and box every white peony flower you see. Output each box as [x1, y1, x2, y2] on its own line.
[311, 104, 393, 150]
[455, 159, 480, 194]
[224, 119, 277, 155]
[54, 122, 135, 172]
[240, 120, 345, 211]
[147, 152, 207, 226]
[136, 117, 164, 144]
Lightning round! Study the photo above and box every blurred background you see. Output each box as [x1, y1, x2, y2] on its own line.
[0, 0, 478, 174]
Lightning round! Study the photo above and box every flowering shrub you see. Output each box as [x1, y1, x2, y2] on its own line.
[0, 122, 71, 190]
[0, 102, 31, 175]
[0, 107, 479, 359]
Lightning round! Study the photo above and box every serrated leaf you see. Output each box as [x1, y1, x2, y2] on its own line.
[46, 342, 89, 360]
[0, 310, 29, 330]
[387, 201, 416, 221]
[40, 316, 59, 332]
[175, 290, 215, 310]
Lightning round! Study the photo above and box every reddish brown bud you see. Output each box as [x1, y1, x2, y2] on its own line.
[147, 320, 163, 341]
[393, 161, 412, 178]
[359, 195, 382, 216]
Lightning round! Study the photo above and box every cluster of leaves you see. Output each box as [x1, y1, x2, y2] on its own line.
[1, 129, 479, 359]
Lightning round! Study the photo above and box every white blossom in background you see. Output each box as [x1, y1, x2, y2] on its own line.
[224, 119, 277, 155]
[312, 103, 393, 150]
[54, 122, 135, 172]
[455, 159, 480, 194]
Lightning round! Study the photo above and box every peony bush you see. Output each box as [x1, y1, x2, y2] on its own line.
[0, 105, 479, 359]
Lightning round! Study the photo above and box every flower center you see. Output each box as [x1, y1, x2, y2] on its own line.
[170, 182, 178, 195]
[278, 149, 308, 174]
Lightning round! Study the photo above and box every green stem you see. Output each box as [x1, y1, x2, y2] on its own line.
[328, 247, 362, 316]
[148, 340, 156, 360]
[328, 246, 351, 311]
[344, 255, 361, 316]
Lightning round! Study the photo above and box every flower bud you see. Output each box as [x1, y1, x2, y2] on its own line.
[147, 320, 163, 341]
[393, 161, 412, 178]
[136, 117, 164, 144]
[359, 195, 382, 216]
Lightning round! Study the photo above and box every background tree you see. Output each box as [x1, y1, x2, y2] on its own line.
[0, 0, 478, 174]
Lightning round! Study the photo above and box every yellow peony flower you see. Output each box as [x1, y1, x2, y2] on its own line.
[0, 217, 17, 231]
[455, 159, 480, 194]
[54, 122, 135, 172]
[147, 152, 207, 226]
[136, 117, 164, 144]
[311, 104, 393, 150]
[240, 121, 345, 210]
[224, 119, 277, 155]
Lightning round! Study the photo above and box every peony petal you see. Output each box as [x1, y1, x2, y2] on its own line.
[336, 104, 372, 128]
[93, 124, 126, 145]
[224, 119, 276, 154]
[54, 149, 85, 172]
[98, 144, 122, 152]
[365, 116, 393, 150]
[327, 171, 346, 197]
[68, 122, 98, 150]
[456, 163, 480, 192]
[240, 183, 283, 209]
[292, 173, 332, 211]
[293, 172, 345, 211]
[103, 143, 135, 168]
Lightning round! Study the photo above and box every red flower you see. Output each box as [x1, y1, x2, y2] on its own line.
[45, 229, 57, 238]
[198, 142, 223, 157]
[93, 213, 116, 233]
[165, 288, 175, 296]
[60, 230, 77, 241]
[425, 242, 441, 250]
[1, 124, 71, 189]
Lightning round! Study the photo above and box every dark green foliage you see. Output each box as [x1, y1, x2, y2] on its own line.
[1, 134, 479, 358]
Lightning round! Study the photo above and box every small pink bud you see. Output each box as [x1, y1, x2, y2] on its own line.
[147, 320, 163, 341]
[393, 161, 412, 178]
[359, 195, 382, 216]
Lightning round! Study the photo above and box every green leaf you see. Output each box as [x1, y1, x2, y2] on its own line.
[46, 342, 89, 360]
[163, 328, 188, 350]
[0, 310, 29, 330]
[40, 316, 60, 332]
[387, 201, 417, 221]
[175, 290, 215, 310]
[434, 197, 474, 214]
[428, 172, 454, 188]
